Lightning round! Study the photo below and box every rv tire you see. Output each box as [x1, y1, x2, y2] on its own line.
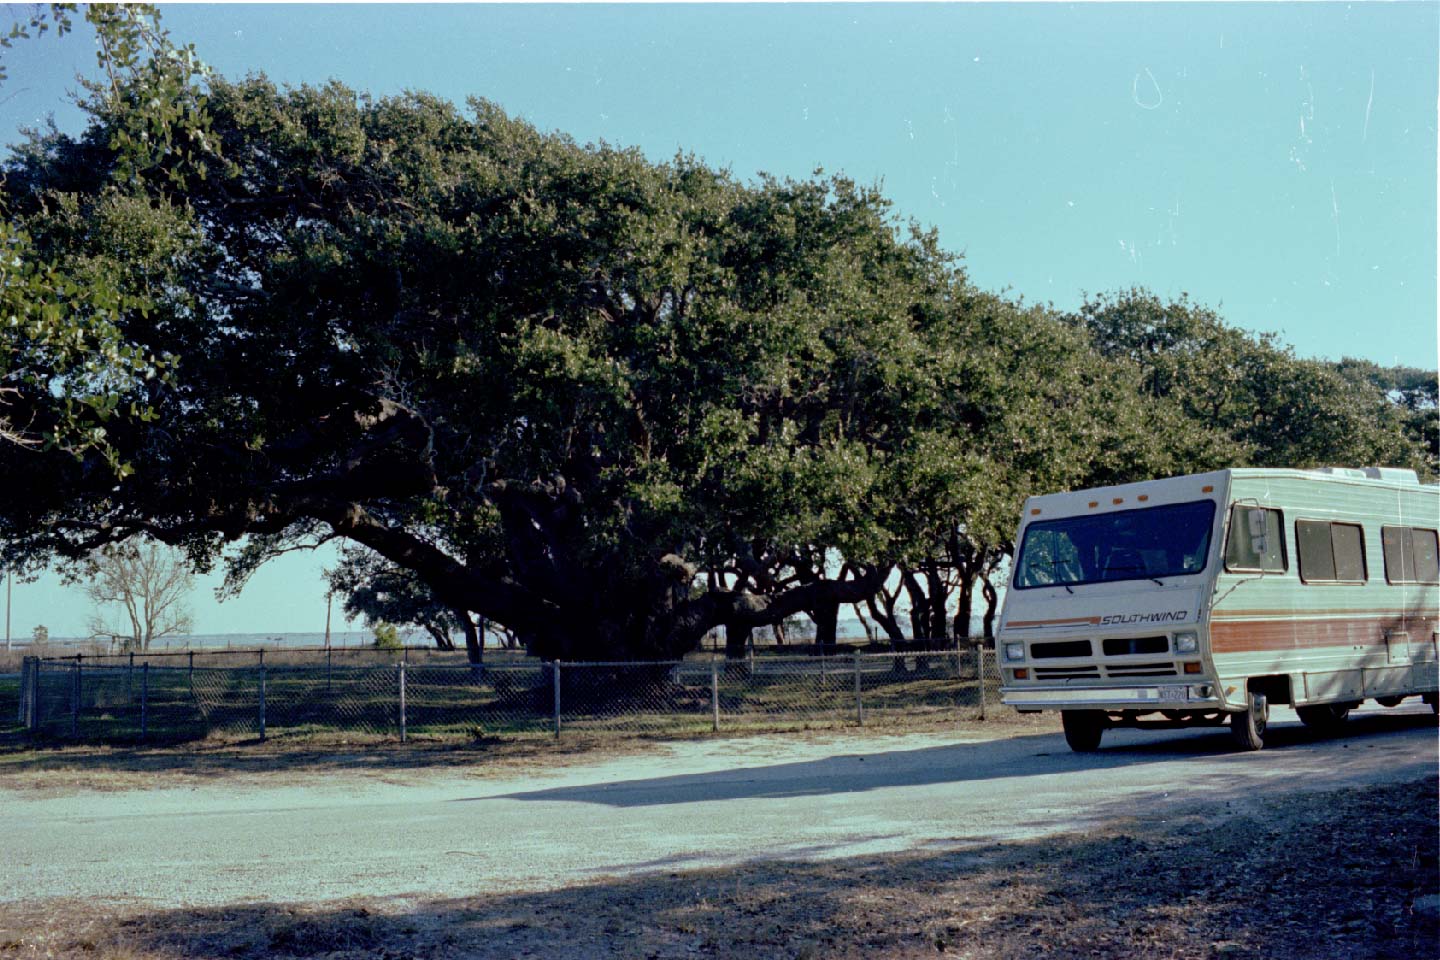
[1296, 703, 1350, 731]
[1061, 710, 1106, 752]
[1229, 691, 1268, 751]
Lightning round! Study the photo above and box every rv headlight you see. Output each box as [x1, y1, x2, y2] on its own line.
[1173, 631, 1199, 654]
[1004, 642, 1025, 662]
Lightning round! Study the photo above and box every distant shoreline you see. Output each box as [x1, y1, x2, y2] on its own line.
[8, 616, 988, 653]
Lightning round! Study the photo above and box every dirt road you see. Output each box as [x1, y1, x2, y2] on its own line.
[4, 704, 1435, 908]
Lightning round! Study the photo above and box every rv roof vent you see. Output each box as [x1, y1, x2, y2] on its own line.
[1309, 467, 1368, 479]
[1361, 467, 1421, 484]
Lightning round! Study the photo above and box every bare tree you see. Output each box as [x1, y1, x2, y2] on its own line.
[85, 541, 194, 651]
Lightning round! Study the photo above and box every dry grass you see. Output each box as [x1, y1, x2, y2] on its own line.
[0, 710, 1058, 795]
[0, 775, 1433, 959]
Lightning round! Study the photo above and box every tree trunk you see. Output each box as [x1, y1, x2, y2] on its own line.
[925, 560, 948, 650]
[457, 610, 482, 664]
[901, 567, 928, 643]
[812, 603, 838, 654]
[724, 623, 751, 659]
[424, 623, 456, 650]
[853, 603, 877, 644]
[981, 577, 999, 644]
[865, 585, 906, 645]
[955, 574, 974, 645]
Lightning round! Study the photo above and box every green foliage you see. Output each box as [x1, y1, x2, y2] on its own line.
[371, 621, 402, 651]
[1067, 289, 1428, 475]
[1335, 358, 1438, 478]
[0, 4, 198, 463]
[0, 15, 1430, 658]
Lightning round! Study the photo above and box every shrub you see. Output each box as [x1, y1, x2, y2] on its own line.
[371, 622, 402, 650]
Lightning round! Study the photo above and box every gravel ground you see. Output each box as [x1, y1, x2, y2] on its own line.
[1, 704, 1436, 958]
[1, 775, 1434, 959]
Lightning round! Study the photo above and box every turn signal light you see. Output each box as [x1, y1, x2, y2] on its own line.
[1183, 661, 1203, 674]
[1013, 669, 1028, 680]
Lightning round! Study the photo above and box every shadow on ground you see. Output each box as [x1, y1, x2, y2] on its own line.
[0, 733, 677, 789]
[2, 710, 1432, 799]
[477, 711, 1438, 808]
[0, 715, 1057, 789]
[2, 776, 1434, 960]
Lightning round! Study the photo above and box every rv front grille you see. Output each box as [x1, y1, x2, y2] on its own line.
[1102, 635, 1169, 657]
[1034, 666, 1102, 680]
[1032, 640, 1093, 659]
[1104, 662, 1178, 678]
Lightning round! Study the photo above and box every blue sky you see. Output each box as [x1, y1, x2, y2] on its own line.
[2, 3, 1436, 639]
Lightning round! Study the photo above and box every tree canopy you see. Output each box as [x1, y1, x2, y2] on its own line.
[2, 7, 1433, 659]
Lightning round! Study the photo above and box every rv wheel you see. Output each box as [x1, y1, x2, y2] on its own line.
[1296, 703, 1350, 731]
[1061, 710, 1106, 753]
[1228, 691, 1268, 751]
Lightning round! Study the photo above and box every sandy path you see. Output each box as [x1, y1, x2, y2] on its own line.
[4, 703, 1434, 906]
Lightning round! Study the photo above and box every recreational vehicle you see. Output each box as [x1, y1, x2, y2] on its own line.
[997, 467, 1439, 751]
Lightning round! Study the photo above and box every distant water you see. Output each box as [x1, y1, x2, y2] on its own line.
[12, 631, 380, 652]
[11, 614, 990, 653]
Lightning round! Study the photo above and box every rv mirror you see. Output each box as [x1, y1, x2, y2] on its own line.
[1246, 509, 1266, 538]
[1250, 534, 1267, 556]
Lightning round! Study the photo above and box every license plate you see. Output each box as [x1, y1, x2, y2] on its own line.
[1158, 684, 1188, 701]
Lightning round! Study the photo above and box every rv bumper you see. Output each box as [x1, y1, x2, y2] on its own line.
[1001, 684, 1221, 711]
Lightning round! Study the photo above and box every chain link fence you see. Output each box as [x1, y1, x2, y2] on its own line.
[17, 648, 1002, 744]
[2, 670, 21, 733]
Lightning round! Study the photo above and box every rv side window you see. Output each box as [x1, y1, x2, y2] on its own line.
[1416, 529, 1440, 583]
[1297, 520, 1367, 583]
[1331, 524, 1366, 581]
[1383, 526, 1440, 584]
[1224, 506, 1286, 572]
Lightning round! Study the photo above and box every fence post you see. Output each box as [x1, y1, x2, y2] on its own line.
[854, 651, 864, 726]
[32, 658, 42, 731]
[975, 648, 987, 721]
[140, 662, 149, 741]
[128, 650, 134, 701]
[24, 658, 37, 730]
[188, 650, 194, 680]
[552, 661, 562, 738]
[398, 660, 407, 743]
[70, 659, 80, 737]
[710, 660, 720, 732]
[326, 647, 333, 694]
[17, 657, 28, 725]
[258, 663, 267, 741]
[18, 657, 29, 726]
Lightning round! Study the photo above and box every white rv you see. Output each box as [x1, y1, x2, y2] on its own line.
[997, 467, 1439, 752]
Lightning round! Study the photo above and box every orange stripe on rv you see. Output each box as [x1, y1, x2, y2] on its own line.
[1210, 615, 1437, 654]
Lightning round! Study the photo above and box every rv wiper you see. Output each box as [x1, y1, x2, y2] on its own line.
[1063, 583, 1073, 594]
[1150, 577, 1165, 587]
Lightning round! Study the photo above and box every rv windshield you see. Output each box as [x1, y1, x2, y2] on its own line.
[1014, 500, 1217, 589]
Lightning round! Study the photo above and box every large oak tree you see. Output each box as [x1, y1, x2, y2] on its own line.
[3, 8, 1431, 661]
